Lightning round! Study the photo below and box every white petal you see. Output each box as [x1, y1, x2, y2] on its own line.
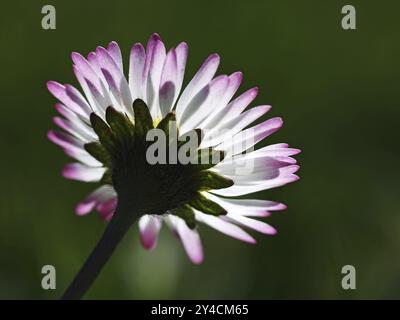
[138, 215, 162, 250]
[243, 144, 301, 158]
[63, 147, 102, 167]
[47, 81, 91, 120]
[198, 72, 243, 130]
[47, 130, 85, 154]
[107, 41, 123, 70]
[53, 116, 95, 142]
[143, 34, 166, 120]
[194, 210, 256, 243]
[211, 165, 300, 196]
[225, 215, 277, 235]
[218, 87, 259, 124]
[62, 163, 106, 182]
[203, 192, 285, 217]
[96, 46, 133, 116]
[72, 65, 108, 116]
[54, 103, 90, 126]
[166, 215, 203, 264]
[174, 42, 189, 102]
[214, 156, 294, 181]
[129, 43, 146, 100]
[201, 105, 270, 148]
[175, 53, 220, 121]
[71, 52, 104, 92]
[75, 185, 116, 215]
[159, 48, 178, 116]
[217, 117, 283, 156]
[179, 75, 229, 133]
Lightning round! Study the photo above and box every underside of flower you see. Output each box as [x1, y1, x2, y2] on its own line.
[86, 99, 231, 228]
[48, 33, 301, 264]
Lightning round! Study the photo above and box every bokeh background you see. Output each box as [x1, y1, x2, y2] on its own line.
[1, 0, 400, 299]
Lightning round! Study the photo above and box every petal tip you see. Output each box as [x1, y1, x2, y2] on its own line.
[70, 52, 82, 62]
[210, 53, 220, 61]
[276, 203, 288, 211]
[190, 255, 204, 265]
[75, 203, 90, 216]
[150, 33, 161, 42]
[269, 228, 278, 236]
[141, 240, 157, 251]
[140, 230, 158, 250]
[47, 130, 56, 142]
[177, 41, 189, 51]
[231, 71, 243, 80]
[132, 42, 144, 50]
[61, 164, 73, 179]
[107, 41, 119, 48]
[46, 80, 58, 91]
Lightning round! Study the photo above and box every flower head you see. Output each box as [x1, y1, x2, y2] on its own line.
[48, 33, 300, 264]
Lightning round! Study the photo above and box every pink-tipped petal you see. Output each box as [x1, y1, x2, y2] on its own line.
[47, 130, 84, 153]
[72, 65, 107, 115]
[203, 192, 285, 217]
[223, 87, 259, 122]
[174, 41, 188, 100]
[75, 185, 116, 216]
[95, 46, 133, 113]
[226, 215, 277, 235]
[219, 117, 284, 156]
[47, 81, 90, 119]
[194, 211, 256, 244]
[107, 41, 123, 70]
[177, 222, 203, 264]
[71, 52, 103, 90]
[202, 105, 271, 148]
[179, 75, 229, 133]
[175, 53, 220, 120]
[212, 165, 300, 197]
[62, 163, 105, 182]
[249, 144, 302, 158]
[143, 34, 166, 118]
[159, 48, 178, 116]
[139, 215, 162, 250]
[53, 116, 95, 142]
[96, 197, 117, 221]
[167, 215, 204, 264]
[199, 72, 245, 130]
[129, 43, 146, 100]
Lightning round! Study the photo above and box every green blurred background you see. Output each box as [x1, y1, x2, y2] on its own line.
[1, 0, 400, 299]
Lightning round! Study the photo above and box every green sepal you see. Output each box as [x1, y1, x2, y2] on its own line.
[105, 106, 134, 141]
[100, 169, 112, 185]
[171, 204, 196, 229]
[198, 171, 234, 190]
[84, 142, 111, 166]
[157, 112, 176, 133]
[132, 99, 153, 137]
[90, 113, 115, 152]
[188, 193, 227, 216]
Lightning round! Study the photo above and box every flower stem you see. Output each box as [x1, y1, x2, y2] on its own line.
[61, 201, 137, 300]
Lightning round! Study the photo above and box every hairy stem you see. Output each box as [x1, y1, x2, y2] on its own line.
[61, 201, 137, 300]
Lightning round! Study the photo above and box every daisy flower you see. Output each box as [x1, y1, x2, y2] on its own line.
[48, 33, 300, 298]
